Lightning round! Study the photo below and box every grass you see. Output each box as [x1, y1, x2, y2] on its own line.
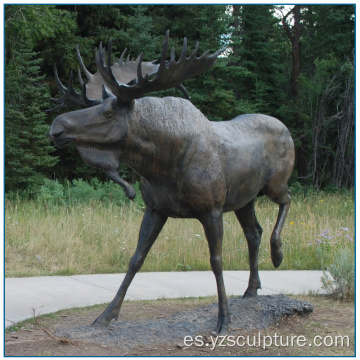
[5, 191, 354, 277]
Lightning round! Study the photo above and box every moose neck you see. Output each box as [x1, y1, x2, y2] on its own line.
[122, 97, 209, 181]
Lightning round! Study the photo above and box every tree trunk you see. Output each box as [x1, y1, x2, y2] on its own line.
[281, 5, 307, 181]
[332, 60, 355, 188]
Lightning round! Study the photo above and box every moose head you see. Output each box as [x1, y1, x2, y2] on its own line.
[48, 31, 295, 334]
[48, 31, 221, 199]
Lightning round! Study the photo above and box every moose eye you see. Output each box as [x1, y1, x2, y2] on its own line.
[104, 110, 113, 118]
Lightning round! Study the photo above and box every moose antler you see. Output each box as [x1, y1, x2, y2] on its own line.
[46, 65, 101, 112]
[76, 45, 161, 100]
[48, 31, 221, 111]
[48, 44, 163, 112]
[96, 30, 223, 103]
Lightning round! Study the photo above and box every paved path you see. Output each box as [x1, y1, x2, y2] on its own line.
[5, 270, 325, 328]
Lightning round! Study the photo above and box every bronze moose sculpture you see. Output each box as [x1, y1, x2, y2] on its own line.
[48, 31, 295, 334]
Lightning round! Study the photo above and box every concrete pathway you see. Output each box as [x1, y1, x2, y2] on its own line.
[5, 270, 325, 329]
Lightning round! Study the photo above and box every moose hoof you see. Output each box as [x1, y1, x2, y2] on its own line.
[271, 239, 283, 268]
[271, 248, 283, 268]
[92, 312, 117, 328]
[213, 314, 230, 335]
[126, 189, 136, 200]
[212, 324, 229, 336]
[92, 317, 110, 328]
[242, 286, 259, 299]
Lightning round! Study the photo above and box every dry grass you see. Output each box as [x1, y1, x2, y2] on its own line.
[5, 192, 354, 277]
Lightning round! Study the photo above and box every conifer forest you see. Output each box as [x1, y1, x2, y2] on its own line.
[5, 5, 355, 196]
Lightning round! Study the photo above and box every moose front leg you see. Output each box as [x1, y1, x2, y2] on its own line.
[106, 169, 136, 200]
[93, 208, 167, 326]
[200, 211, 230, 335]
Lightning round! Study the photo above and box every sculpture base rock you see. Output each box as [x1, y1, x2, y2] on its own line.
[55, 294, 313, 349]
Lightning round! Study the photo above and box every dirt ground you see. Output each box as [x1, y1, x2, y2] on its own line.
[5, 295, 354, 357]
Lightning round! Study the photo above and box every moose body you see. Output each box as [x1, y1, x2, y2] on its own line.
[48, 32, 295, 334]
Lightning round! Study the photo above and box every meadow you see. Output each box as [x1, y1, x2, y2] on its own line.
[5, 188, 354, 277]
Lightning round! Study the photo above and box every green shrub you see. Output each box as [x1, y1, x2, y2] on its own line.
[289, 181, 353, 199]
[321, 247, 354, 300]
[38, 178, 65, 204]
[68, 179, 98, 203]
[33, 178, 145, 207]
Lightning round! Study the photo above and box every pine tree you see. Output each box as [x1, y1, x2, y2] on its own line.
[145, 5, 233, 121]
[277, 5, 355, 188]
[5, 39, 58, 193]
[228, 5, 284, 115]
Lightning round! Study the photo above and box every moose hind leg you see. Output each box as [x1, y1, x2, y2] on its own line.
[235, 199, 263, 298]
[200, 211, 230, 335]
[267, 187, 291, 268]
[93, 208, 167, 327]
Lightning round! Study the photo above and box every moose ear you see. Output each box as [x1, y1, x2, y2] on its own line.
[102, 84, 116, 100]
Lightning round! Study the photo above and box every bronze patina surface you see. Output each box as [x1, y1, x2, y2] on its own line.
[48, 31, 295, 334]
